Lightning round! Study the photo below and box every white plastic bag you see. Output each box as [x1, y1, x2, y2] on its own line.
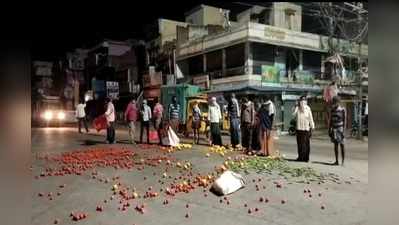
[212, 170, 245, 195]
[166, 126, 180, 147]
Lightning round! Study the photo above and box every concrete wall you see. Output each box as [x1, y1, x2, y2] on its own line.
[236, 8, 251, 24]
[211, 75, 262, 90]
[185, 5, 227, 26]
[177, 26, 189, 45]
[188, 25, 209, 40]
[178, 22, 368, 58]
[186, 7, 203, 25]
[237, 5, 269, 24]
[271, 2, 302, 31]
[159, 19, 188, 46]
[203, 5, 226, 26]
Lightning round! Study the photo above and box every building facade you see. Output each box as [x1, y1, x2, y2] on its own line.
[173, 3, 368, 131]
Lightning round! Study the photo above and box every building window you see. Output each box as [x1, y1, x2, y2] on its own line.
[303, 50, 322, 79]
[252, 43, 275, 75]
[225, 43, 245, 76]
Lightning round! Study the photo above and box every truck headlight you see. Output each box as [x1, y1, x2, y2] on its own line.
[43, 111, 53, 121]
[57, 111, 66, 120]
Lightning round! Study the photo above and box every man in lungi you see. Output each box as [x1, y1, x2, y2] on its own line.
[329, 96, 346, 166]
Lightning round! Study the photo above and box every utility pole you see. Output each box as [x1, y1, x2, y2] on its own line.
[356, 4, 363, 140]
[343, 1, 366, 140]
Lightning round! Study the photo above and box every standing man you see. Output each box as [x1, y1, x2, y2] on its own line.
[140, 99, 152, 144]
[168, 96, 180, 133]
[329, 96, 346, 166]
[241, 97, 255, 152]
[153, 97, 164, 145]
[104, 97, 116, 144]
[192, 101, 202, 144]
[76, 99, 89, 133]
[227, 93, 240, 148]
[266, 97, 276, 125]
[124, 98, 138, 144]
[208, 97, 223, 146]
[258, 101, 273, 156]
[292, 96, 315, 162]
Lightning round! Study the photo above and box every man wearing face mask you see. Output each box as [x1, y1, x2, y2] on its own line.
[208, 97, 223, 146]
[292, 96, 315, 162]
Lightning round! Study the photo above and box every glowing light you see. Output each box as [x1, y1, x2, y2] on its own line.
[57, 111, 65, 120]
[43, 111, 53, 121]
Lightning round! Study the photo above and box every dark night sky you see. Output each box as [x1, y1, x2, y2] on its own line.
[31, 2, 250, 61]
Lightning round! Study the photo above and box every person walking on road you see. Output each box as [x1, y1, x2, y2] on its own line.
[241, 97, 255, 152]
[104, 97, 116, 144]
[208, 97, 223, 146]
[192, 101, 202, 144]
[124, 98, 138, 144]
[140, 99, 152, 144]
[168, 96, 180, 133]
[153, 97, 164, 145]
[293, 96, 315, 162]
[76, 99, 89, 133]
[228, 93, 240, 148]
[329, 96, 346, 166]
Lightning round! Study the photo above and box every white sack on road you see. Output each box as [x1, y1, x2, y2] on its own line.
[212, 170, 245, 195]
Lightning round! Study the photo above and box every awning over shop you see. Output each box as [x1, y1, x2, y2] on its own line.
[205, 84, 324, 94]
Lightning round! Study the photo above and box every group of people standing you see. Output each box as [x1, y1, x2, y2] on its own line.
[76, 93, 347, 165]
[224, 94, 276, 157]
[123, 96, 181, 146]
[291, 95, 346, 165]
[203, 94, 276, 157]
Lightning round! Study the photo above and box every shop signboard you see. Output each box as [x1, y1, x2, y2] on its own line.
[34, 61, 53, 76]
[106, 81, 119, 99]
[295, 70, 314, 84]
[282, 93, 301, 101]
[261, 65, 280, 84]
[193, 75, 209, 89]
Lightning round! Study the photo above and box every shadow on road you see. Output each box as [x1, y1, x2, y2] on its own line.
[285, 158, 299, 162]
[84, 133, 105, 137]
[311, 161, 337, 166]
[116, 140, 132, 144]
[81, 140, 104, 146]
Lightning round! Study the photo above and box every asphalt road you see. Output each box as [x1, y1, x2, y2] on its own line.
[32, 127, 368, 225]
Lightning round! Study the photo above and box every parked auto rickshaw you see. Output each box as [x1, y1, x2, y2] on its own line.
[185, 94, 230, 137]
[186, 96, 209, 136]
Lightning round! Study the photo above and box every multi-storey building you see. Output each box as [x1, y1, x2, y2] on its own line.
[173, 3, 368, 131]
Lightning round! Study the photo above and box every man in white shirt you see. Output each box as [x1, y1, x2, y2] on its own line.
[140, 99, 152, 144]
[76, 100, 89, 133]
[292, 96, 315, 162]
[208, 97, 222, 146]
[104, 97, 116, 144]
[266, 98, 276, 125]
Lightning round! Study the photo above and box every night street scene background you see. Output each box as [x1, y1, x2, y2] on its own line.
[31, 2, 368, 225]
